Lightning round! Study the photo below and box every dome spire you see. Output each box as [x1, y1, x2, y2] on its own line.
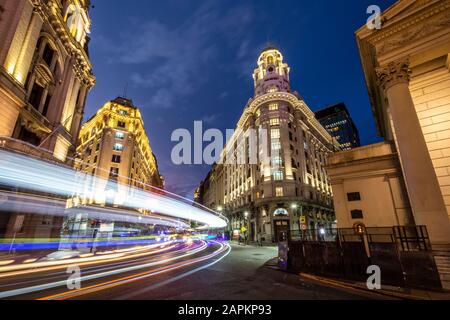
[252, 46, 291, 97]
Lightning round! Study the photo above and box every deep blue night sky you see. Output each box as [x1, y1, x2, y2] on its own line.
[85, 0, 396, 199]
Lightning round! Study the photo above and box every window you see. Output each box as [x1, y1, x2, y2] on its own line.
[269, 118, 279, 126]
[271, 140, 281, 151]
[118, 110, 128, 116]
[289, 132, 293, 141]
[267, 86, 278, 93]
[42, 44, 55, 67]
[115, 131, 125, 139]
[112, 155, 121, 163]
[273, 171, 284, 181]
[271, 128, 280, 139]
[275, 187, 284, 197]
[347, 192, 361, 202]
[351, 210, 363, 219]
[117, 121, 126, 128]
[304, 141, 309, 150]
[113, 143, 123, 151]
[29, 83, 44, 109]
[272, 156, 283, 166]
[269, 103, 279, 111]
[255, 109, 261, 118]
[42, 94, 52, 116]
[109, 167, 119, 179]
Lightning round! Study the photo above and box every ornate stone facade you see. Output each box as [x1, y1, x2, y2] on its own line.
[0, 0, 95, 238]
[346, 0, 450, 289]
[376, 58, 412, 91]
[75, 97, 164, 207]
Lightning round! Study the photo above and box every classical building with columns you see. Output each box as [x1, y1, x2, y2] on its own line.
[0, 0, 95, 237]
[327, 0, 450, 288]
[197, 47, 340, 243]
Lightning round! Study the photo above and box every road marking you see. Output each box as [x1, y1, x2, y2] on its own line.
[0, 241, 207, 299]
[38, 241, 230, 300]
[299, 273, 423, 300]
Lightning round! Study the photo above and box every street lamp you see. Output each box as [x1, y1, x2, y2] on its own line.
[244, 211, 249, 218]
[291, 203, 298, 210]
[217, 206, 223, 212]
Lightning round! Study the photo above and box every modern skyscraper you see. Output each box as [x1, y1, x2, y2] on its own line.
[315, 103, 360, 150]
[197, 47, 340, 243]
[0, 0, 95, 238]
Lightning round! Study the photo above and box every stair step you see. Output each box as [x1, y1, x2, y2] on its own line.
[442, 281, 450, 291]
[434, 257, 450, 262]
[437, 266, 450, 272]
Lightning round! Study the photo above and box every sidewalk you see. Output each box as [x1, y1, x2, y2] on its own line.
[299, 272, 450, 300]
[229, 240, 277, 247]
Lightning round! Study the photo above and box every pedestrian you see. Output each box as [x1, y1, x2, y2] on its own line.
[257, 233, 262, 247]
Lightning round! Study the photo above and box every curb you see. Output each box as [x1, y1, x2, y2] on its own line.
[299, 273, 427, 300]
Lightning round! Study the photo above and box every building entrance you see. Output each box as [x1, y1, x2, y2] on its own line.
[274, 220, 289, 242]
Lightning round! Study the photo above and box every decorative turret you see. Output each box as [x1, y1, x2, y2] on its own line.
[252, 46, 291, 97]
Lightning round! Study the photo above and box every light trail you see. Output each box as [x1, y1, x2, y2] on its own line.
[0, 191, 187, 231]
[0, 241, 179, 277]
[38, 241, 231, 300]
[0, 241, 203, 290]
[0, 149, 227, 228]
[115, 241, 232, 299]
[0, 240, 210, 299]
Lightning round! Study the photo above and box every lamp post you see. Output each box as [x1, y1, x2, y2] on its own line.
[243, 211, 249, 245]
[216, 205, 226, 240]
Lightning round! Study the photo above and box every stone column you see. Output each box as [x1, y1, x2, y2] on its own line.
[377, 58, 450, 248]
[70, 84, 88, 140]
[13, 8, 43, 85]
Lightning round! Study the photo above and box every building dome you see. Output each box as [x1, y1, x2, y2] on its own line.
[253, 46, 290, 96]
[260, 45, 279, 54]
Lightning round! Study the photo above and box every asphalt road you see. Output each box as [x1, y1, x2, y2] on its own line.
[0, 241, 392, 300]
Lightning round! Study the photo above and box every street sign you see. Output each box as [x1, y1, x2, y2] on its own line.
[301, 224, 307, 231]
[240, 226, 247, 233]
[299, 216, 306, 224]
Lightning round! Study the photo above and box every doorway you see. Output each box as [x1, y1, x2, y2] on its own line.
[274, 220, 289, 242]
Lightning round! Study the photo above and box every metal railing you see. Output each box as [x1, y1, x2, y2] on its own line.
[289, 225, 431, 252]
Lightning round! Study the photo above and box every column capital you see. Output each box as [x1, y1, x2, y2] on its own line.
[376, 58, 412, 91]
